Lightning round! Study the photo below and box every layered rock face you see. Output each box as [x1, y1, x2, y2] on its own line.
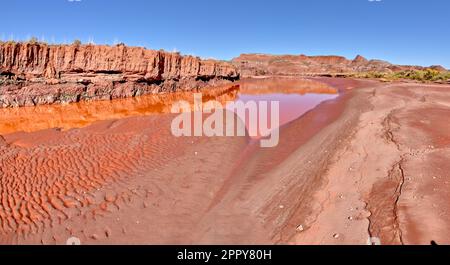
[232, 53, 447, 77]
[0, 42, 239, 107]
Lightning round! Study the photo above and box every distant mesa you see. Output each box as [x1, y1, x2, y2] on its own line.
[352, 55, 368, 64]
[232, 53, 447, 78]
[429, 65, 447, 72]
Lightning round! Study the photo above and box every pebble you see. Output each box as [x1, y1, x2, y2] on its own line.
[105, 194, 116, 202]
[105, 228, 112, 238]
[296, 225, 304, 232]
[333, 233, 340, 239]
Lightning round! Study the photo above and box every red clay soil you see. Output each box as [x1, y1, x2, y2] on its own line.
[0, 78, 342, 244]
[0, 77, 449, 245]
[295, 81, 450, 245]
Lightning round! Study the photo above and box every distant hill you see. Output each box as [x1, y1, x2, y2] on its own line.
[232, 53, 448, 78]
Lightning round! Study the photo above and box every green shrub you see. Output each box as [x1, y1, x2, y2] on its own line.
[358, 69, 450, 83]
[423, 69, 440, 81]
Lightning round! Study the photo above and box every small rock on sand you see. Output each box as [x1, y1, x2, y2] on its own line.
[105, 228, 112, 238]
[105, 193, 116, 202]
[0, 135, 6, 146]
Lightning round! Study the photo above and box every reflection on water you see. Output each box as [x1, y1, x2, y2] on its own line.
[0, 78, 338, 135]
[0, 85, 239, 135]
[235, 93, 338, 131]
[227, 78, 338, 138]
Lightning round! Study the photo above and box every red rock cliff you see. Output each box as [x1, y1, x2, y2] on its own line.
[0, 42, 239, 107]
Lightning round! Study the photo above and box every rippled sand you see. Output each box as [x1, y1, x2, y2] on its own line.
[4, 77, 449, 245]
[0, 77, 342, 244]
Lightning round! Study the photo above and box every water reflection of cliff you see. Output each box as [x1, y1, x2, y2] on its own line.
[0, 78, 337, 135]
[238, 77, 338, 95]
[0, 85, 239, 135]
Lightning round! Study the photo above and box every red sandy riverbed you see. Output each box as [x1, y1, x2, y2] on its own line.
[0, 77, 449, 245]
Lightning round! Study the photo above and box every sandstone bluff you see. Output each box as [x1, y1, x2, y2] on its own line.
[0, 42, 239, 107]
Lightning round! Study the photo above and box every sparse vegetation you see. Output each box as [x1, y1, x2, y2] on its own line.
[24, 36, 48, 45]
[28, 36, 39, 44]
[354, 69, 450, 83]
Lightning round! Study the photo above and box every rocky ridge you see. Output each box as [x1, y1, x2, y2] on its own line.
[232, 53, 447, 77]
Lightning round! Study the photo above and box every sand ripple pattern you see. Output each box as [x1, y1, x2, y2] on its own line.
[0, 116, 184, 237]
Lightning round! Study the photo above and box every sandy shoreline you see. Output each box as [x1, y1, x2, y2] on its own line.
[294, 79, 450, 245]
[0, 77, 449, 245]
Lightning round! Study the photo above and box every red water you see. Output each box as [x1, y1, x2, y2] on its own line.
[0, 78, 338, 136]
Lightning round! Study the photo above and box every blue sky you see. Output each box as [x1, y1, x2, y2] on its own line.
[3, 0, 449, 68]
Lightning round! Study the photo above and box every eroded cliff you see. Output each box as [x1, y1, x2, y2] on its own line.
[0, 42, 239, 107]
